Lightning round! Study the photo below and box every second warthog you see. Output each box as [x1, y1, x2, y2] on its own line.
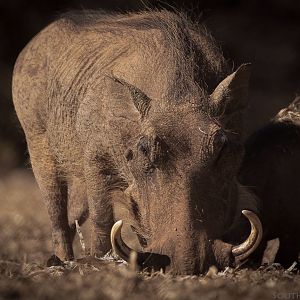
[12, 10, 262, 274]
[240, 96, 300, 267]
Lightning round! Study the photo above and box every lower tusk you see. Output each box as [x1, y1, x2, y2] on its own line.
[111, 220, 134, 262]
[232, 210, 263, 261]
[110, 220, 171, 271]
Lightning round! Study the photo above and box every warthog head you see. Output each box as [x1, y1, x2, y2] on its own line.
[108, 64, 261, 274]
[95, 12, 263, 274]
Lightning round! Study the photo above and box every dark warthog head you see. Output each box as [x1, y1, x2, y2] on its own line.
[108, 64, 262, 274]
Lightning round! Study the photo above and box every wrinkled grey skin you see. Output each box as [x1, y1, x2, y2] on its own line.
[12, 10, 256, 274]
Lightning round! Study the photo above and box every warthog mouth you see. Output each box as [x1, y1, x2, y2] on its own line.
[111, 210, 262, 272]
[110, 220, 170, 271]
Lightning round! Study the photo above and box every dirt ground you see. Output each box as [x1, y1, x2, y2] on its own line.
[0, 170, 299, 300]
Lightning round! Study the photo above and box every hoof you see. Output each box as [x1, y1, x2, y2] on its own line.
[46, 255, 64, 267]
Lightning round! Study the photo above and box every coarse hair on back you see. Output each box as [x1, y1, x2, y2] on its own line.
[60, 9, 230, 94]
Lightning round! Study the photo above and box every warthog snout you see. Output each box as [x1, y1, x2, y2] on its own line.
[111, 211, 262, 273]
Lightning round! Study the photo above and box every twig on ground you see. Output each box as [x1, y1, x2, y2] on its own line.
[75, 219, 86, 255]
[0, 260, 21, 266]
[129, 251, 138, 272]
[286, 261, 298, 273]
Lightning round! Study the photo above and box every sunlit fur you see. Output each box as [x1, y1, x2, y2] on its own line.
[12, 10, 255, 274]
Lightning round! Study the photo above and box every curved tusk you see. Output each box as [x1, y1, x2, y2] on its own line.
[111, 220, 135, 262]
[232, 210, 263, 261]
[110, 220, 171, 271]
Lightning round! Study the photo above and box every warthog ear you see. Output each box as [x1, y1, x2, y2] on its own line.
[210, 64, 251, 116]
[110, 76, 151, 119]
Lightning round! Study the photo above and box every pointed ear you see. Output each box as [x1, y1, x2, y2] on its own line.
[210, 64, 251, 116]
[110, 76, 151, 119]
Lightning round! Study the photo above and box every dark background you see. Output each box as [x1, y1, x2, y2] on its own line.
[0, 0, 299, 174]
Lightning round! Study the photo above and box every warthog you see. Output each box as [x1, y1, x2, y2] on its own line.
[12, 10, 262, 274]
[240, 96, 300, 267]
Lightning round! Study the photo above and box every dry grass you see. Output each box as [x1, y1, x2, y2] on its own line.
[0, 169, 299, 300]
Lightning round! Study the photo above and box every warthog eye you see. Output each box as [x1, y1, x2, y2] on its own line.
[213, 129, 228, 152]
[211, 129, 229, 165]
[125, 149, 134, 161]
[138, 136, 169, 170]
[138, 137, 149, 155]
[137, 137, 155, 173]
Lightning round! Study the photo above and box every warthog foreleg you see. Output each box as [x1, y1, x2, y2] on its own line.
[84, 148, 114, 257]
[28, 134, 74, 261]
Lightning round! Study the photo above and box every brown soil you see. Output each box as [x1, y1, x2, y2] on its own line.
[0, 170, 299, 300]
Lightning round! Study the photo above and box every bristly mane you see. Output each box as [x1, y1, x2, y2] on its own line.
[273, 95, 300, 124]
[60, 9, 229, 102]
